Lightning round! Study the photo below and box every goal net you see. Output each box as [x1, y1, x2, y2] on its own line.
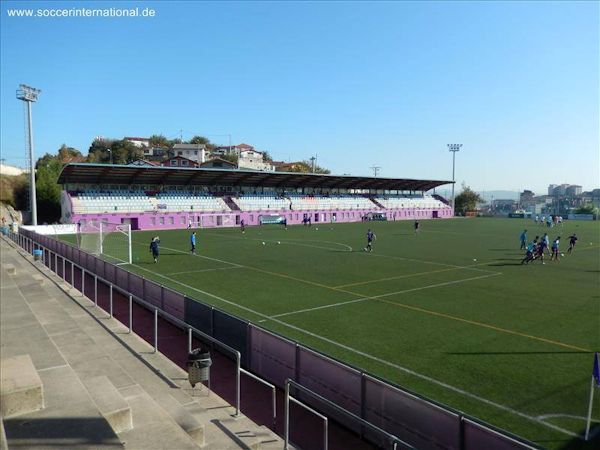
[78, 222, 132, 265]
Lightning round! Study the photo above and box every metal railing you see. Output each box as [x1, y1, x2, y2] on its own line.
[6, 232, 251, 416]
[6, 230, 281, 424]
[7, 229, 543, 450]
[284, 379, 414, 450]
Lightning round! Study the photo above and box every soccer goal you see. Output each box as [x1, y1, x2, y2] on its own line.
[78, 222, 132, 265]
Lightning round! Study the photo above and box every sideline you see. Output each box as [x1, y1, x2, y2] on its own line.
[130, 260, 582, 439]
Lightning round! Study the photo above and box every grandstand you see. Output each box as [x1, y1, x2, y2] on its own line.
[58, 163, 453, 229]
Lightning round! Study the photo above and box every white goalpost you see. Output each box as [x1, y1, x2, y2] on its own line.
[78, 222, 132, 265]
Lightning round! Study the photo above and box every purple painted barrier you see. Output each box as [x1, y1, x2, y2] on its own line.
[163, 288, 185, 320]
[297, 346, 362, 430]
[144, 278, 162, 309]
[115, 266, 128, 292]
[129, 272, 144, 299]
[363, 374, 461, 450]
[15, 229, 540, 450]
[463, 419, 536, 450]
[249, 325, 296, 388]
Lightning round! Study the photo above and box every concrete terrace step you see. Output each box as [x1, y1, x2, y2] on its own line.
[3, 263, 16, 275]
[1, 236, 288, 450]
[2, 364, 123, 450]
[183, 401, 281, 450]
[84, 375, 133, 434]
[118, 385, 201, 449]
[0, 354, 44, 418]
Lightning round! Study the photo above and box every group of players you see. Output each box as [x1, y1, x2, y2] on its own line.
[150, 220, 580, 265]
[520, 229, 578, 265]
[534, 214, 563, 228]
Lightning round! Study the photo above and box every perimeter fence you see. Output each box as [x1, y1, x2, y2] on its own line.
[9, 228, 540, 450]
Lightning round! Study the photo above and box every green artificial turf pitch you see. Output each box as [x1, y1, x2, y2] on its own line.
[80, 218, 600, 448]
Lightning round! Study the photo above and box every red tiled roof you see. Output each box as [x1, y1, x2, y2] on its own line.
[124, 137, 149, 141]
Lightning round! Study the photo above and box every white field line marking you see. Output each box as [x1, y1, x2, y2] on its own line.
[203, 230, 354, 252]
[134, 239, 344, 291]
[537, 413, 591, 422]
[130, 263, 577, 438]
[165, 266, 242, 276]
[279, 238, 353, 252]
[270, 273, 502, 319]
[244, 237, 352, 253]
[360, 251, 500, 275]
[334, 263, 501, 289]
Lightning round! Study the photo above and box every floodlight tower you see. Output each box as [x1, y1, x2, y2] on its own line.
[447, 144, 462, 216]
[370, 166, 381, 177]
[309, 155, 317, 173]
[17, 84, 41, 225]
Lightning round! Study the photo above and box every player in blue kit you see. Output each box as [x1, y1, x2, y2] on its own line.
[519, 229, 528, 250]
[190, 231, 196, 254]
[551, 236, 561, 261]
[364, 229, 376, 252]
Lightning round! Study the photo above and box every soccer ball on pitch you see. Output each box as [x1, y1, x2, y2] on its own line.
[277, 241, 281, 244]
[315, 227, 319, 230]
[561, 253, 565, 257]
[262, 242, 266, 245]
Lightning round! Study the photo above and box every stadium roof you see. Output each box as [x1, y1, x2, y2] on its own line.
[57, 163, 453, 191]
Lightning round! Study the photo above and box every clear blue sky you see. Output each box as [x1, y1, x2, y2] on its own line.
[1, 1, 598, 195]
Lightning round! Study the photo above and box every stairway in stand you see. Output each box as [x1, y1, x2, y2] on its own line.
[433, 194, 450, 206]
[368, 197, 385, 208]
[223, 196, 241, 211]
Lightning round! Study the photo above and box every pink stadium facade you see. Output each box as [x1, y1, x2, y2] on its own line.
[58, 164, 453, 231]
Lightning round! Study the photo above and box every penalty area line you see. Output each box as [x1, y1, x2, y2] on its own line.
[165, 266, 243, 276]
[272, 273, 502, 319]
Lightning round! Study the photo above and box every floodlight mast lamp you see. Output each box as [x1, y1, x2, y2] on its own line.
[447, 144, 462, 216]
[16, 85, 41, 226]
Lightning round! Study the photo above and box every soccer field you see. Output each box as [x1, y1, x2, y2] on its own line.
[86, 218, 600, 447]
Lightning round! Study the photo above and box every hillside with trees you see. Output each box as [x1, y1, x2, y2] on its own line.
[7, 135, 332, 223]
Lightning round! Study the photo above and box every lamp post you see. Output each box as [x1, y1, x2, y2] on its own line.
[16, 84, 41, 226]
[447, 144, 462, 216]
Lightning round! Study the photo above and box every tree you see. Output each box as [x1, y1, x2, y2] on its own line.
[189, 135, 215, 153]
[286, 162, 311, 173]
[87, 138, 114, 163]
[0, 173, 28, 209]
[35, 153, 63, 223]
[57, 144, 84, 164]
[111, 139, 144, 164]
[575, 203, 598, 215]
[189, 135, 210, 145]
[148, 134, 170, 149]
[454, 184, 483, 215]
[262, 151, 273, 163]
[221, 154, 238, 166]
